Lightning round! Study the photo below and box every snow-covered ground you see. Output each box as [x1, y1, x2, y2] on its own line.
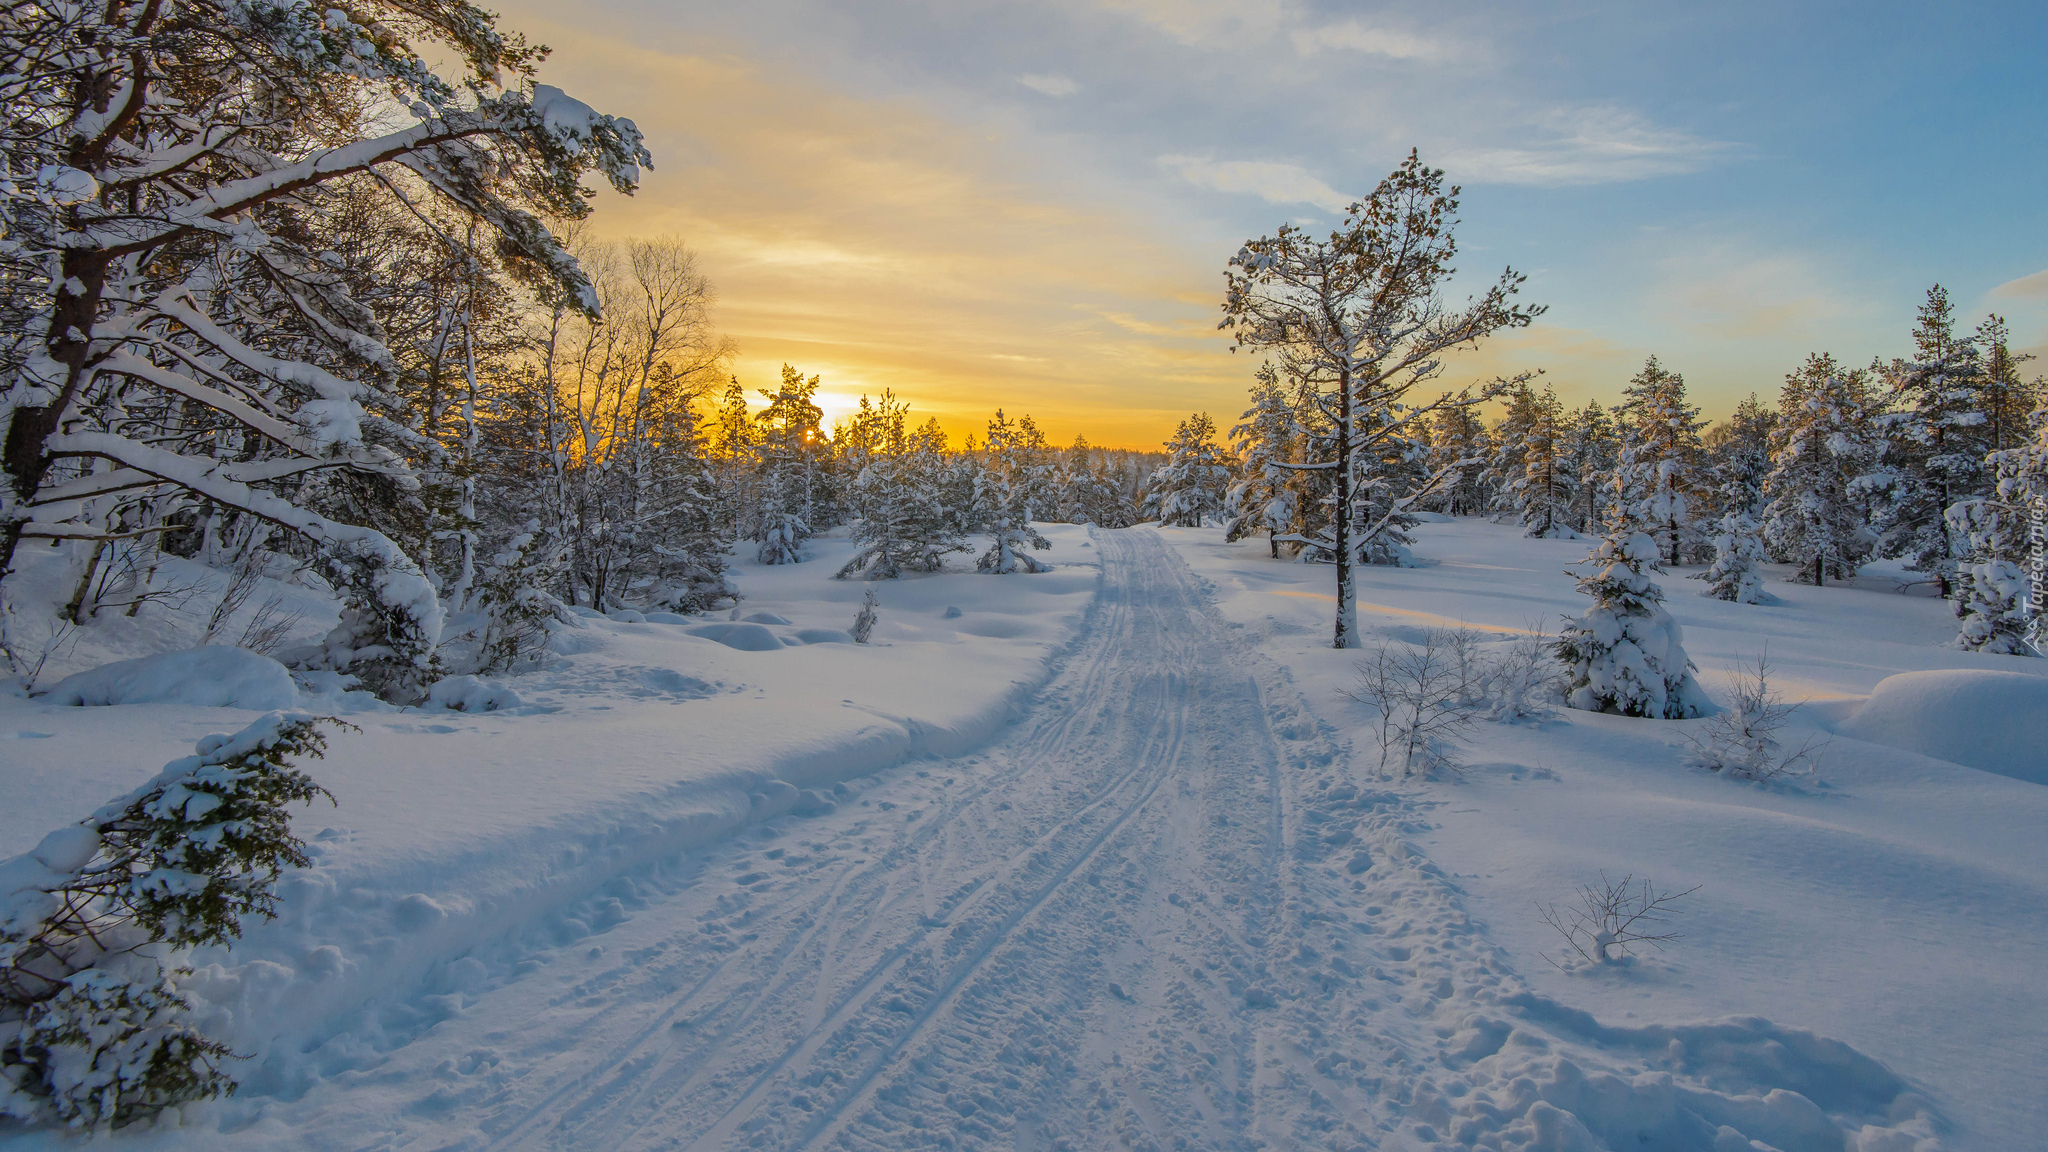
[0, 518, 2040, 1149]
[1166, 517, 2048, 1152]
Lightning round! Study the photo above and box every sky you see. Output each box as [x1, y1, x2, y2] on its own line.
[499, 0, 2048, 448]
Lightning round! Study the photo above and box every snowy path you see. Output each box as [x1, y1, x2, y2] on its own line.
[173, 529, 1934, 1151]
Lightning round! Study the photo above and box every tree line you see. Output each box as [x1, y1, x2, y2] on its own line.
[1140, 154, 2045, 658]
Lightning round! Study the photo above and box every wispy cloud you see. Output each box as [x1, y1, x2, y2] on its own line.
[1158, 155, 1352, 213]
[1444, 105, 1737, 186]
[1018, 72, 1079, 97]
[1991, 268, 2048, 299]
[1291, 21, 1454, 62]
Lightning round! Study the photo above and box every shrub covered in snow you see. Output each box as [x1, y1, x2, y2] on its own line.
[0, 716, 338, 1128]
[1684, 654, 1825, 781]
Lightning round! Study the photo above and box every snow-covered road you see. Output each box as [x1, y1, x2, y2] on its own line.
[147, 529, 1936, 1151]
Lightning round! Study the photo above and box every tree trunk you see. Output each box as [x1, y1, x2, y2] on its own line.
[1333, 368, 1357, 649]
[1813, 554, 1823, 588]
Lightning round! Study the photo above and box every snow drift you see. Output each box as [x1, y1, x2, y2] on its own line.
[1836, 668, 2048, 783]
[38, 647, 299, 710]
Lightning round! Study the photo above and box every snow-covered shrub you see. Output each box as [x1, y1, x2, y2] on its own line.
[1684, 654, 1825, 781]
[1695, 511, 1773, 604]
[1537, 874, 1698, 968]
[850, 589, 880, 644]
[0, 716, 338, 1128]
[1945, 497, 2038, 655]
[756, 511, 810, 567]
[472, 525, 570, 674]
[1555, 516, 1710, 719]
[1475, 627, 1565, 722]
[1345, 637, 1476, 778]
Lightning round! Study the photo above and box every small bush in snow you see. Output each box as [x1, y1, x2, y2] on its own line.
[1685, 653, 1826, 781]
[1345, 637, 1475, 778]
[0, 716, 339, 1128]
[850, 589, 880, 644]
[1537, 873, 1698, 968]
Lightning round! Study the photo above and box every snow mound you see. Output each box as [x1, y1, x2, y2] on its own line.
[40, 646, 298, 709]
[1836, 668, 2048, 783]
[423, 675, 524, 713]
[685, 622, 784, 652]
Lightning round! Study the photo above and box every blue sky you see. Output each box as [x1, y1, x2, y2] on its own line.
[506, 0, 2048, 444]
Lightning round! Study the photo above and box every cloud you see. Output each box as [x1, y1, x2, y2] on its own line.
[489, 11, 1247, 448]
[1291, 21, 1453, 62]
[1158, 155, 1352, 212]
[1991, 268, 2048, 299]
[1096, 0, 1286, 48]
[1018, 72, 1079, 97]
[1444, 105, 1737, 186]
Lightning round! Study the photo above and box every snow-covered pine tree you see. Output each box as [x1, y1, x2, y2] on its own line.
[1220, 151, 1542, 647]
[1484, 384, 1542, 522]
[1615, 356, 1708, 567]
[1704, 394, 1778, 519]
[1865, 286, 1991, 598]
[707, 377, 760, 541]
[1555, 491, 1710, 718]
[1763, 355, 1879, 586]
[1561, 401, 1619, 533]
[1944, 495, 2035, 654]
[975, 411, 1052, 574]
[0, 0, 649, 697]
[754, 365, 826, 565]
[1976, 315, 2042, 456]
[837, 393, 963, 579]
[1511, 386, 1575, 538]
[1947, 396, 2046, 653]
[1697, 511, 1771, 604]
[1424, 404, 1491, 517]
[0, 716, 335, 1125]
[1226, 371, 1306, 554]
[1144, 413, 1231, 527]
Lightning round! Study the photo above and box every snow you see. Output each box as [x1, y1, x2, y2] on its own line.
[38, 646, 299, 710]
[1833, 668, 2048, 782]
[0, 518, 2039, 1148]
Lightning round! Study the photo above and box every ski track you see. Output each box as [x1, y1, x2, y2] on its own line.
[245, 529, 1938, 1152]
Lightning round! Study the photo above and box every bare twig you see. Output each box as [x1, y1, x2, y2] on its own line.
[1538, 872, 1699, 968]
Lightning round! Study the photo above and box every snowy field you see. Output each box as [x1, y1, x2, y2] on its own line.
[0, 519, 2042, 1149]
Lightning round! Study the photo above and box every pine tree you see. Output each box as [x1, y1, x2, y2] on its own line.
[1484, 384, 1542, 521]
[836, 393, 964, 579]
[1226, 371, 1305, 553]
[1219, 151, 1541, 647]
[1867, 285, 1991, 596]
[754, 366, 826, 565]
[1555, 492, 1709, 718]
[1697, 511, 1771, 604]
[1763, 355, 1878, 586]
[1561, 401, 1620, 533]
[1704, 394, 1778, 519]
[1511, 386, 1574, 537]
[975, 411, 1052, 574]
[0, 0, 649, 698]
[1615, 356, 1707, 566]
[1973, 315, 2040, 455]
[1424, 405, 1492, 517]
[1953, 405, 2048, 654]
[1144, 413, 1232, 528]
